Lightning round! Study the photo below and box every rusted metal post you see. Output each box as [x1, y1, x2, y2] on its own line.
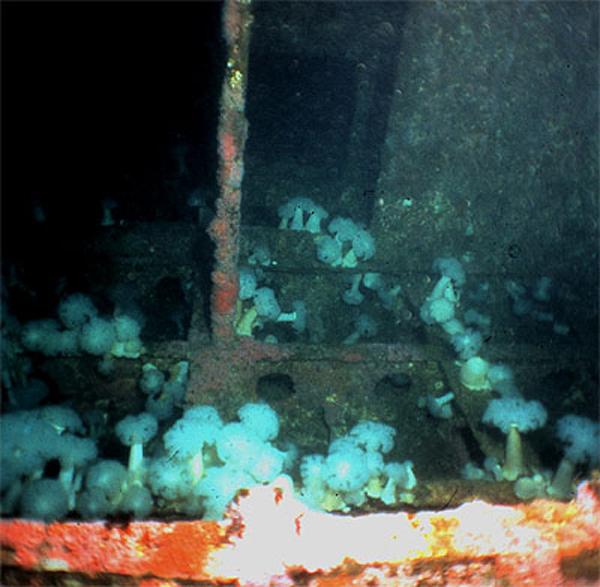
[207, 0, 253, 343]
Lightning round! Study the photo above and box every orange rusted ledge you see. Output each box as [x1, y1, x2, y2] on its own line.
[1, 477, 599, 586]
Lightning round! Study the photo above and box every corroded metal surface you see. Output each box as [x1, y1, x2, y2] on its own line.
[208, 0, 253, 343]
[1, 479, 599, 586]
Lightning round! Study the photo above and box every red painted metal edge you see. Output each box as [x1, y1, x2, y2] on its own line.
[2, 478, 599, 586]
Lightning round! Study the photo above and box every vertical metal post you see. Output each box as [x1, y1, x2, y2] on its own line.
[207, 0, 253, 343]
